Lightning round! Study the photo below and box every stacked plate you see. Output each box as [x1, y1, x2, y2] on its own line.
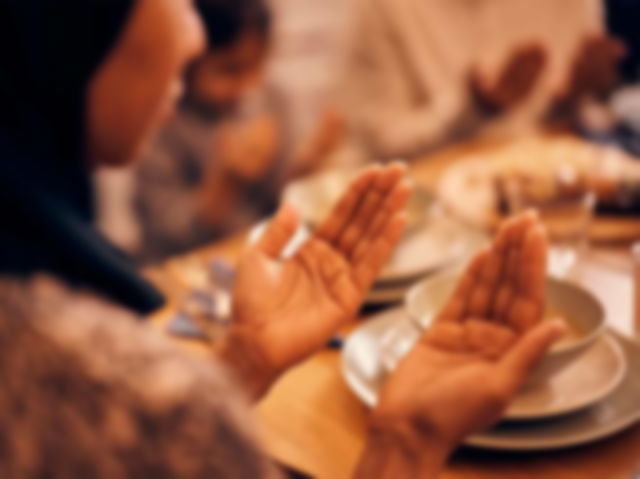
[364, 213, 487, 305]
[342, 271, 640, 451]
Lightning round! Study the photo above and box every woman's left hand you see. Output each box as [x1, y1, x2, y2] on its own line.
[220, 164, 410, 399]
[373, 212, 563, 456]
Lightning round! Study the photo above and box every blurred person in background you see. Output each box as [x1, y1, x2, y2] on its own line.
[134, 0, 280, 263]
[0, 0, 409, 377]
[591, 0, 640, 156]
[338, 0, 624, 162]
[0, 0, 564, 476]
[265, 0, 352, 168]
[606, 0, 640, 82]
[98, 0, 345, 263]
[98, 0, 279, 262]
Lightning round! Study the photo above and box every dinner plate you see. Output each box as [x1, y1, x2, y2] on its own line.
[283, 169, 488, 284]
[249, 216, 487, 288]
[507, 334, 626, 420]
[376, 217, 486, 285]
[343, 308, 624, 420]
[249, 217, 484, 306]
[342, 308, 640, 451]
[283, 169, 433, 231]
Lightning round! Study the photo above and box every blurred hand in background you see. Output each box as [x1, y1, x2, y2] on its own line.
[470, 43, 547, 115]
[557, 35, 627, 106]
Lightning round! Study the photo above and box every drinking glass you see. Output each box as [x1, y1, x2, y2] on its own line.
[507, 181, 596, 278]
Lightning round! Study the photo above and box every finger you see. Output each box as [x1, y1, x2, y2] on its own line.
[256, 204, 300, 259]
[465, 319, 517, 359]
[507, 299, 544, 334]
[352, 212, 406, 292]
[466, 210, 531, 318]
[517, 224, 547, 300]
[501, 45, 546, 104]
[517, 47, 546, 80]
[493, 211, 538, 268]
[514, 54, 545, 98]
[435, 249, 489, 323]
[497, 211, 539, 325]
[337, 163, 407, 258]
[315, 166, 382, 244]
[421, 323, 468, 353]
[351, 179, 412, 264]
[466, 244, 507, 319]
[497, 320, 567, 395]
[506, 225, 548, 333]
[491, 214, 529, 321]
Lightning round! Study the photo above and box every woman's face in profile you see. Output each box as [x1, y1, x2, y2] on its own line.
[86, 0, 206, 167]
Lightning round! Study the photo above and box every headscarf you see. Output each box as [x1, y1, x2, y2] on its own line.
[0, 0, 165, 314]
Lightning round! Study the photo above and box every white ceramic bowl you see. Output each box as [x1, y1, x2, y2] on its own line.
[405, 270, 606, 386]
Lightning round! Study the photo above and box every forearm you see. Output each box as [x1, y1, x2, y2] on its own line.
[354, 422, 451, 479]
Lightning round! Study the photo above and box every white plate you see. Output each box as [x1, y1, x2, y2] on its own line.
[249, 215, 487, 288]
[342, 308, 640, 451]
[508, 334, 626, 420]
[377, 217, 486, 285]
[283, 169, 488, 284]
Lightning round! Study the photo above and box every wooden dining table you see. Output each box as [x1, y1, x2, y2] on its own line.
[147, 135, 640, 479]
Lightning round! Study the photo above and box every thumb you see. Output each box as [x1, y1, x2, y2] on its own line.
[498, 320, 567, 394]
[256, 204, 300, 259]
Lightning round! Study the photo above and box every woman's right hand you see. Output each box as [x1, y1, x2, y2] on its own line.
[355, 212, 566, 478]
[220, 164, 410, 400]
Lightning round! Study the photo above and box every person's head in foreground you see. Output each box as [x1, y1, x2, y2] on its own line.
[0, 0, 565, 476]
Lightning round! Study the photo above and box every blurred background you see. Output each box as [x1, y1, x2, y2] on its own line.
[95, 0, 640, 273]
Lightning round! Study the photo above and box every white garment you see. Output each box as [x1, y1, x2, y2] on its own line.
[340, 0, 604, 160]
[267, 0, 354, 151]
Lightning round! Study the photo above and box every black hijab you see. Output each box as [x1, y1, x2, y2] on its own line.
[0, 0, 165, 314]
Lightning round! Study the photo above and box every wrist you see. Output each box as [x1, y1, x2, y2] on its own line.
[373, 415, 452, 466]
[215, 330, 277, 402]
[355, 415, 453, 479]
[356, 408, 456, 479]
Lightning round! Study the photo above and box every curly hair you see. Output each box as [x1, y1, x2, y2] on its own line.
[0, 277, 281, 479]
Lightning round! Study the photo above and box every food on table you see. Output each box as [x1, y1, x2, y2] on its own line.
[438, 136, 640, 229]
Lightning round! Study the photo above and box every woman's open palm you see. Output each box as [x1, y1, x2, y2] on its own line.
[377, 213, 566, 447]
[232, 164, 411, 377]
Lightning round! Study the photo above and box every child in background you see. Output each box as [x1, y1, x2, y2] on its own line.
[97, 0, 344, 264]
[132, 0, 279, 263]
